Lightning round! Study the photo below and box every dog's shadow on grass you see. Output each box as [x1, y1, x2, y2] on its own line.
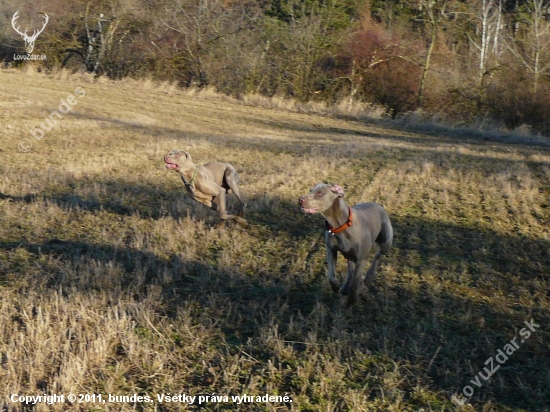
[0, 237, 320, 340]
[0, 183, 214, 224]
[0, 180, 322, 239]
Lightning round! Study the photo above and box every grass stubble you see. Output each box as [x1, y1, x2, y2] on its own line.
[0, 68, 549, 411]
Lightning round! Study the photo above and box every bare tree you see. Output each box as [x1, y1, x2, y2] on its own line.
[162, 0, 249, 87]
[506, 0, 550, 92]
[417, 0, 447, 107]
[468, 0, 502, 87]
[59, 0, 142, 76]
[492, 0, 503, 57]
[82, 3, 119, 74]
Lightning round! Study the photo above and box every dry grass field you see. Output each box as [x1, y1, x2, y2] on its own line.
[0, 68, 549, 412]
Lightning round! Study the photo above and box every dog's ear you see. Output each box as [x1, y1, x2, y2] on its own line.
[329, 184, 345, 197]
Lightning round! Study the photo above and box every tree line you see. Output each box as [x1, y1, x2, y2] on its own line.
[1, 0, 549, 135]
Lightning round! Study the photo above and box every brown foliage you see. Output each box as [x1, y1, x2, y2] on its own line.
[485, 82, 550, 135]
[333, 18, 421, 115]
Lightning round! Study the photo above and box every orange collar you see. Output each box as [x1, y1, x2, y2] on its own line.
[326, 207, 353, 235]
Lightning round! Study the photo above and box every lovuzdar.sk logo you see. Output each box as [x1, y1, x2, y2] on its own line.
[11, 10, 48, 60]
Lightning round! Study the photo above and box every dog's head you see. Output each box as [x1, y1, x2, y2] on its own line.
[298, 183, 344, 214]
[164, 150, 193, 172]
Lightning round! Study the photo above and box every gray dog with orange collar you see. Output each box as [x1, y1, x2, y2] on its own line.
[299, 183, 393, 304]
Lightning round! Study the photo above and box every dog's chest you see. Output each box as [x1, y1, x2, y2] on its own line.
[181, 180, 206, 202]
[191, 190, 212, 203]
[339, 248, 357, 261]
[328, 234, 357, 261]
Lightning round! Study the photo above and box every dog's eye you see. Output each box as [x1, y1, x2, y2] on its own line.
[315, 192, 323, 198]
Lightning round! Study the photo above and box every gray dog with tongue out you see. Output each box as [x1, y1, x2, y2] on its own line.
[299, 183, 393, 304]
[164, 150, 246, 224]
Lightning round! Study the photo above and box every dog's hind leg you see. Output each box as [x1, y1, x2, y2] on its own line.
[364, 250, 383, 286]
[347, 260, 368, 305]
[365, 224, 393, 286]
[224, 166, 246, 217]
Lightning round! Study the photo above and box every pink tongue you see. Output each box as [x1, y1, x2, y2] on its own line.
[165, 163, 178, 169]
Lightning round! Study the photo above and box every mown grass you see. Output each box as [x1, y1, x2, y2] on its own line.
[0, 68, 549, 411]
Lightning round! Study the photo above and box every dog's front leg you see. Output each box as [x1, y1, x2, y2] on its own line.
[216, 188, 243, 222]
[340, 260, 356, 296]
[216, 189, 232, 220]
[341, 260, 367, 302]
[210, 196, 219, 211]
[326, 245, 340, 292]
[341, 260, 367, 304]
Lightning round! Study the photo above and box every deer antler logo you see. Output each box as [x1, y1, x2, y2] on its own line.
[12, 10, 49, 54]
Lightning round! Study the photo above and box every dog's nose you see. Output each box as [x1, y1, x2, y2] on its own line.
[298, 197, 304, 205]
